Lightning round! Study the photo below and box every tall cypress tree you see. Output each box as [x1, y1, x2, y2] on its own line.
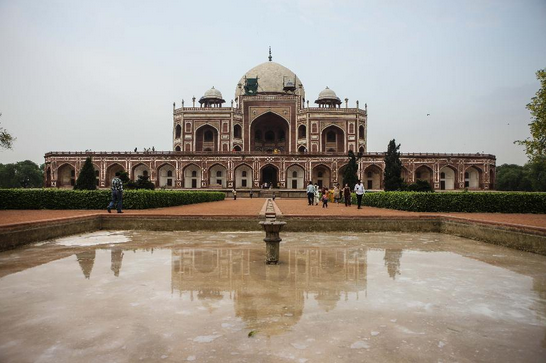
[343, 150, 360, 189]
[74, 157, 97, 190]
[384, 139, 403, 191]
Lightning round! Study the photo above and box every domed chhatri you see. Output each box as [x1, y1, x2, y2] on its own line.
[199, 86, 225, 107]
[235, 61, 305, 99]
[315, 86, 342, 108]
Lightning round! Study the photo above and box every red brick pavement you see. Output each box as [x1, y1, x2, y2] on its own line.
[0, 198, 545, 231]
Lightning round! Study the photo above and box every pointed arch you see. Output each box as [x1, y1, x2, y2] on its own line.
[364, 164, 383, 190]
[57, 163, 75, 188]
[105, 163, 125, 187]
[234, 163, 253, 188]
[183, 163, 201, 189]
[157, 162, 176, 188]
[439, 165, 457, 190]
[209, 163, 227, 188]
[312, 164, 331, 189]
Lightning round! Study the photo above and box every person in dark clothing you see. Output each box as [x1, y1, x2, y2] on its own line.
[343, 183, 352, 207]
[107, 172, 123, 213]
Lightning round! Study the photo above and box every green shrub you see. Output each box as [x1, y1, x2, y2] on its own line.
[357, 191, 546, 213]
[0, 189, 225, 210]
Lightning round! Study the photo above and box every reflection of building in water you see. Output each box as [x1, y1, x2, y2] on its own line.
[384, 249, 403, 280]
[171, 247, 367, 335]
[111, 248, 124, 277]
[76, 250, 96, 279]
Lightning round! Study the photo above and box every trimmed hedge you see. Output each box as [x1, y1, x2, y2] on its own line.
[356, 191, 546, 213]
[0, 189, 225, 210]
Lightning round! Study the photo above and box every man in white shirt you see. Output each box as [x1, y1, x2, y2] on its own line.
[354, 180, 365, 209]
[306, 181, 315, 206]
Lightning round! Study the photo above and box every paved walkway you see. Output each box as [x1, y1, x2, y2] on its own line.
[0, 198, 545, 231]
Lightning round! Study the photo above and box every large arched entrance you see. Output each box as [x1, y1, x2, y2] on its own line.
[195, 125, 218, 152]
[261, 165, 278, 188]
[251, 113, 289, 153]
[321, 125, 344, 153]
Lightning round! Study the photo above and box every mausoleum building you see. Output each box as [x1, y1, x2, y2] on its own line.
[44, 54, 496, 191]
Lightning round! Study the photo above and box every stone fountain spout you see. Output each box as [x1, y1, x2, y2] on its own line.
[259, 198, 286, 264]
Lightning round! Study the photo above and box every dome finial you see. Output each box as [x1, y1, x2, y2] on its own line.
[268, 46, 272, 62]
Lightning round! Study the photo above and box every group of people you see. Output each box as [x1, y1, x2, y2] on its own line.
[306, 181, 366, 209]
[106, 172, 366, 214]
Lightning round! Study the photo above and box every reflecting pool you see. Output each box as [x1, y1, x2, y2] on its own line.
[0, 231, 545, 362]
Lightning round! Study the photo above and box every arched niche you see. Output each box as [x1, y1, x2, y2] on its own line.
[286, 164, 305, 189]
[321, 125, 344, 153]
[364, 164, 383, 190]
[183, 164, 201, 189]
[158, 163, 175, 188]
[234, 164, 253, 188]
[195, 125, 218, 152]
[209, 164, 227, 188]
[312, 165, 331, 189]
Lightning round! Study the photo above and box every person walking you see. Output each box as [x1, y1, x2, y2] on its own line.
[333, 184, 340, 204]
[343, 183, 351, 206]
[250, 189, 253, 199]
[354, 180, 365, 209]
[314, 184, 320, 206]
[232, 188, 237, 200]
[107, 171, 123, 213]
[322, 187, 329, 208]
[306, 181, 315, 206]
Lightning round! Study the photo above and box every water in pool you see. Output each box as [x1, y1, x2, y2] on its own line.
[0, 231, 545, 362]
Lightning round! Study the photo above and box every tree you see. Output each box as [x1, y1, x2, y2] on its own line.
[0, 113, 16, 150]
[0, 160, 43, 188]
[495, 164, 532, 191]
[516, 69, 546, 162]
[343, 150, 360, 189]
[384, 139, 404, 191]
[74, 157, 97, 190]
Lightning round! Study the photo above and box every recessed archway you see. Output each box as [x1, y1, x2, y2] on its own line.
[132, 164, 150, 181]
[312, 165, 331, 189]
[439, 166, 456, 190]
[234, 164, 253, 189]
[251, 112, 289, 153]
[465, 166, 482, 189]
[158, 163, 175, 188]
[57, 164, 75, 188]
[106, 163, 124, 187]
[195, 125, 218, 152]
[321, 125, 344, 153]
[364, 165, 383, 190]
[415, 165, 433, 187]
[209, 164, 227, 188]
[183, 164, 201, 189]
[260, 164, 279, 188]
[286, 164, 305, 189]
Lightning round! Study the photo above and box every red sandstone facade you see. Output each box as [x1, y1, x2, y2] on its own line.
[44, 58, 496, 191]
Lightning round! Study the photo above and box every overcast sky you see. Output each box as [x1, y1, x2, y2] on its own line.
[1, 0, 545, 166]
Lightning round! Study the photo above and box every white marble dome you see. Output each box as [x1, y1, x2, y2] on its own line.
[235, 61, 305, 99]
[316, 87, 340, 102]
[202, 86, 223, 100]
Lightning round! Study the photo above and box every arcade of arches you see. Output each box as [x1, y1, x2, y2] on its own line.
[46, 155, 493, 191]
